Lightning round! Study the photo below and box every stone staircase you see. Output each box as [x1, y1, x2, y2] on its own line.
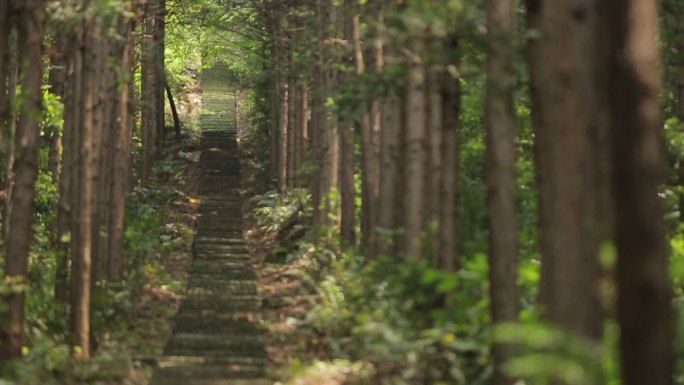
[149, 65, 270, 385]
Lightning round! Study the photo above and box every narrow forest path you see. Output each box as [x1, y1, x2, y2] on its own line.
[149, 65, 270, 385]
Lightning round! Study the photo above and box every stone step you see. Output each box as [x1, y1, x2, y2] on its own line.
[186, 275, 258, 287]
[152, 67, 266, 384]
[164, 333, 266, 354]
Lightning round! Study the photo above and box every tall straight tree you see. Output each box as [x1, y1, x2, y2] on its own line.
[339, 0, 359, 246]
[534, 0, 603, 343]
[0, 0, 45, 361]
[485, 0, 520, 382]
[438, 34, 461, 272]
[604, 0, 673, 383]
[404, 34, 427, 259]
[676, 0, 684, 221]
[316, 0, 340, 237]
[362, 0, 383, 256]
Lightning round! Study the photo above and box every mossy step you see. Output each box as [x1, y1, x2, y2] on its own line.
[179, 301, 260, 314]
[165, 334, 265, 353]
[190, 260, 252, 270]
[152, 366, 265, 379]
[193, 238, 247, 247]
[191, 254, 251, 262]
[186, 277, 257, 288]
[150, 377, 271, 385]
[186, 268, 257, 279]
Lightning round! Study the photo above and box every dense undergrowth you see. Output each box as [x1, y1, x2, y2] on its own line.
[234, 68, 684, 385]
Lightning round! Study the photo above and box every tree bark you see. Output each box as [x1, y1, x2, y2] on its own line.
[320, 0, 340, 239]
[70, 22, 95, 360]
[287, 71, 296, 188]
[535, 0, 603, 343]
[439, 35, 460, 272]
[426, 67, 443, 264]
[485, 0, 520, 382]
[0, 0, 44, 361]
[108, 15, 136, 281]
[362, 1, 382, 256]
[340, 0, 358, 247]
[278, 82, 288, 191]
[605, 0, 673, 383]
[404, 36, 427, 259]
[2, 28, 19, 243]
[676, 1, 684, 222]
[164, 70, 181, 141]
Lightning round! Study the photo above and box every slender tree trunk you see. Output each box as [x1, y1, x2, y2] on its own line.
[2, 29, 18, 243]
[439, 35, 460, 272]
[140, 0, 159, 185]
[71, 24, 95, 360]
[605, 1, 673, 383]
[677, 2, 684, 222]
[311, 4, 324, 226]
[164, 70, 181, 141]
[278, 82, 288, 191]
[294, 83, 308, 187]
[426, 67, 443, 264]
[108, 15, 136, 281]
[366, 2, 384, 256]
[90, 30, 107, 281]
[485, 0, 520, 382]
[317, 0, 340, 238]
[151, 0, 166, 147]
[377, 92, 401, 256]
[404, 36, 427, 259]
[0, 0, 44, 361]
[56, 22, 85, 304]
[0, 0, 11, 150]
[340, 0, 358, 246]
[287, 72, 296, 188]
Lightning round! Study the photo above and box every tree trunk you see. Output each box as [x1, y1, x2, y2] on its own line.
[140, 0, 159, 185]
[404, 36, 427, 259]
[377, 92, 401, 257]
[485, 0, 520, 382]
[164, 70, 181, 141]
[278, 82, 288, 191]
[317, 0, 340, 238]
[108, 15, 136, 281]
[361, 2, 382, 257]
[71, 24, 95, 360]
[677, 2, 684, 223]
[0, 0, 44, 361]
[340, 0, 358, 247]
[0, 0, 11, 149]
[535, 0, 604, 349]
[426, 67, 443, 264]
[287, 72, 296, 188]
[154, 0, 166, 147]
[439, 35, 460, 272]
[294, 83, 308, 187]
[605, 0, 673, 383]
[2, 28, 18, 243]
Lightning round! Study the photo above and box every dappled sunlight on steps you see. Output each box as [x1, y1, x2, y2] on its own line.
[149, 65, 270, 385]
